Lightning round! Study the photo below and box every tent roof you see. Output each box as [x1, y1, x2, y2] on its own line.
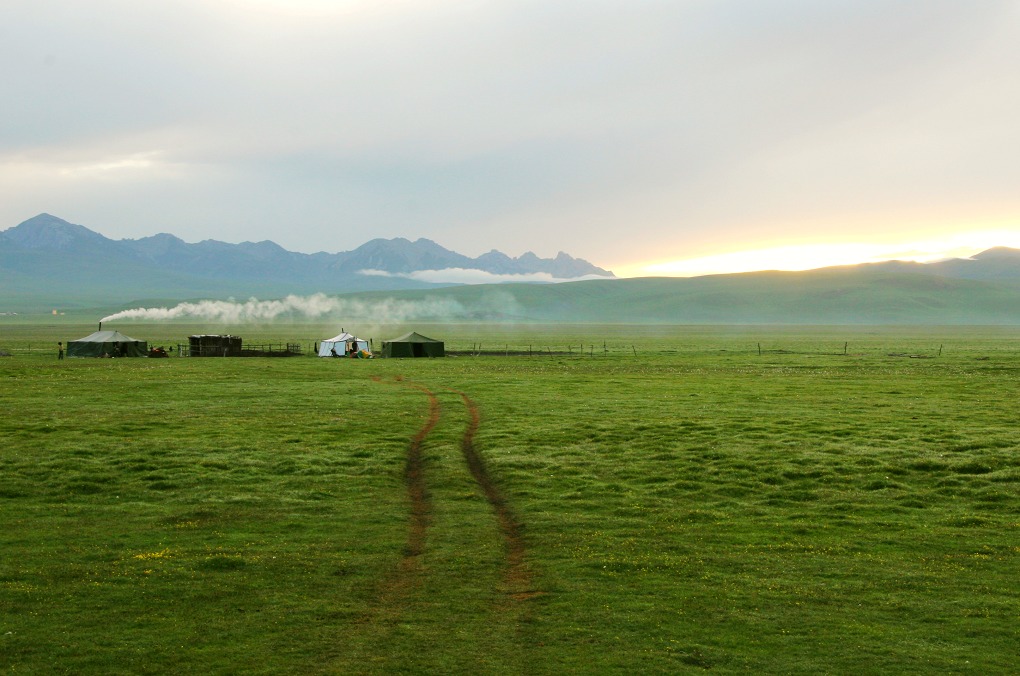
[322, 332, 358, 342]
[385, 332, 442, 344]
[71, 330, 143, 343]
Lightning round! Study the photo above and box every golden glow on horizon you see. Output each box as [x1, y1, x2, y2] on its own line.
[614, 230, 1020, 278]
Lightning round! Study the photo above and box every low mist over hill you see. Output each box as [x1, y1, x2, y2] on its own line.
[4, 214, 1020, 324]
[365, 262, 1020, 324]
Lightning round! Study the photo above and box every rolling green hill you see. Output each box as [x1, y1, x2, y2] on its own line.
[350, 265, 1020, 324]
[9, 264, 1020, 325]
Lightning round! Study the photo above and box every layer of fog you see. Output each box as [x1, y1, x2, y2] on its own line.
[359, 268, 613, 284]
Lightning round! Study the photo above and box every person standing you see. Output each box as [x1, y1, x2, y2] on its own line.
[57, 341, 64, 360]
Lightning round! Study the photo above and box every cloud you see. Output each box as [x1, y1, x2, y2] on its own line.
[358, 267, 612, 284]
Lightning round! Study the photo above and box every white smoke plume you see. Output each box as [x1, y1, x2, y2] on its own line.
[100, 293, 473, 324]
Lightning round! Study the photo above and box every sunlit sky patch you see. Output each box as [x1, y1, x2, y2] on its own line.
[623, 229, 1020, 278]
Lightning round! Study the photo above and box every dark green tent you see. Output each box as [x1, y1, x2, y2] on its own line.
[381, 332, 445, 358]
[67, 330, 148, 358]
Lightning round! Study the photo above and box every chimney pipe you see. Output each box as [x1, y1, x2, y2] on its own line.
[99, 321, 102, 332]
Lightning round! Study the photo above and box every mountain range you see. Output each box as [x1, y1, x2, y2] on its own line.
[0, 214, 612, 307]
[4, 214, 1020, 324]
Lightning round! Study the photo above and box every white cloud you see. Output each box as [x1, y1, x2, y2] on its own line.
[358, 267, 612, 284]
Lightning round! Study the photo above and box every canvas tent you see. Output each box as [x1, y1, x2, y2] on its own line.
[381, 332, 444, 358]
[67, 330, 148, 358]
[318, 332, 369, 357]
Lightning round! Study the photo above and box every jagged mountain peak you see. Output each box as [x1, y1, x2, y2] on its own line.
[144, 232, 186, 244]
[237, 240, 290, 254]
[7, 213, 113, 250]
[340, 237, 472, 274]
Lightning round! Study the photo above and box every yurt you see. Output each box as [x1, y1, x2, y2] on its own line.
[67, 330, 148, 358]
[318, 332, 370, 357]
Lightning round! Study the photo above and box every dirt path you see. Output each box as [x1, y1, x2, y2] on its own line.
[340, 378, 539, 669]
[369, 378, 440, 607]
[403, 382, 440, 563]
[367, 378, 538, 621]
[454, 391, 538, 603]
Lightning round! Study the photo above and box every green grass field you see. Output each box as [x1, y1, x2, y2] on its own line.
[1, 322, 1018, 673]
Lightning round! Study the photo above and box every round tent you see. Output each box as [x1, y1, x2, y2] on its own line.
[318, 332, 369, 357]
[381, 332, 444, 358]
[67, 330, 148, 358]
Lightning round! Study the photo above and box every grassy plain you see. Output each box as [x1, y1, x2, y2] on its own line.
[1, 322, 1018, 673]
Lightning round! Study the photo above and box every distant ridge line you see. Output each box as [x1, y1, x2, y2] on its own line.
[4, 214, 1020, 323]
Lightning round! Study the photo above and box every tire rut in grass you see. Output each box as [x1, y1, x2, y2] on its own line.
[371, 378, 440, 606]
[404, 382, 440, 563]
[455, 391, 539, 603]
[366, 378, 538, 631]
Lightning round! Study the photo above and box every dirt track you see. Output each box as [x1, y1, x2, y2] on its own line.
[360, 378, 440, 619]
[454, 390, 536, 601]
[372, 377, 537, 607]
[335, 377, 541, 668]
[402, 382, 440, 564]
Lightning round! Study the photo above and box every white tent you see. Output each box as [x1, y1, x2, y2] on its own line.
[318, 332, 369, 357]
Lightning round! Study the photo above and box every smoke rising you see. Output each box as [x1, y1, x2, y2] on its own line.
[99, 292, 521, 324]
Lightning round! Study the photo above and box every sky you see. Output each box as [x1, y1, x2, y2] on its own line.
[2, 0, 1020, 279]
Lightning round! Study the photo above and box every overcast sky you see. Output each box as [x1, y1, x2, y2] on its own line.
[3, 0, 1019, 277]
